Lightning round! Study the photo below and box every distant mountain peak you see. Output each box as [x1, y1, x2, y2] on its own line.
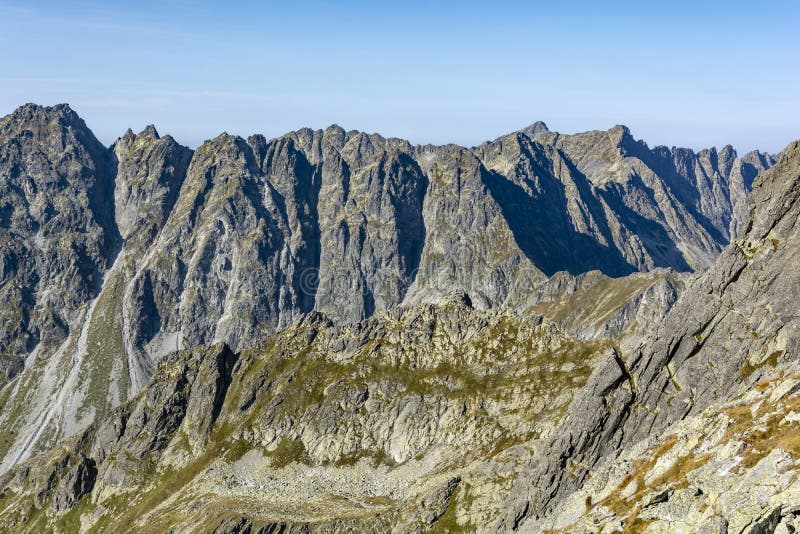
[15, 102, 75, 115]
[607, 124, 632, 143]
[4, 102, 84, 131]
[520, 121, 550, 139]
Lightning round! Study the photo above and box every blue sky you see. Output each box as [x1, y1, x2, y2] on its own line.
[0, 1, 798, 153]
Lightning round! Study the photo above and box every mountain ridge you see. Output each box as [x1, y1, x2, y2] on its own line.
[0, 102, 778, 487]
[0, 102, 796, 532]
[0, 140, 797, 533]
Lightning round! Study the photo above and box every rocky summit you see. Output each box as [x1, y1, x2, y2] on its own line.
[0, 103, 796, 533]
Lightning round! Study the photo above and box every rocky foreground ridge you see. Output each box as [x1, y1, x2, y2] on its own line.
[502, 140, 800, 532]
[0, 103, 794, 532]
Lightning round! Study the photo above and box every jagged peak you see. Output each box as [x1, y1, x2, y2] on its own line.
[528, 123, 646, 154]
[190, 131, 252, 158]
[113, 126, 186, 158]
[1, 103, 109, 155]
[520, 120, 550, 139]
[324, 123, 346, 136]
[200, 131, 238, 145]
[111, 128, 138, 155]
[339, 129, 415, 157]
[322, 124, 347, 150]
[346, 129, 388, 146]
[292, 126, 316, 139]
[246, 132, 268, 148]
[139, 124, 160, 140]
[775, 139, 800, 165]
[3, 102, 86, 131]
[607, 124, 654, 157]
[607, 124, 631, 143]
[12, 102, 76, 117]
[696, 146, 719, 159]
[742, 149, 779, 168]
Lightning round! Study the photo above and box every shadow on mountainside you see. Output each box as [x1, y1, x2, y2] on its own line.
[482, 167, 637, 277]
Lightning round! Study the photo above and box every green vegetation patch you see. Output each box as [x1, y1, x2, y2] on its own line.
[267, 437, 310, 468]
[79, 270, 129, 415]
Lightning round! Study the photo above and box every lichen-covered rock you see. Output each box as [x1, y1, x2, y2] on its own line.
[0, 103, 118, 382]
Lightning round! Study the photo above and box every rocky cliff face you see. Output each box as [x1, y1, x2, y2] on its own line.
[500, 140, 800, 532]
[477, 125, 774, 275]
[0, 102, 788, 532]
[0, 104, 118, 383]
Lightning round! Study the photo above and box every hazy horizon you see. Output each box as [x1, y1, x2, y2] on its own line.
[2, 0, 798, 153]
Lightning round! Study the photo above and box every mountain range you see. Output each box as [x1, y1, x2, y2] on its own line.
[0, 103, 796, 533]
